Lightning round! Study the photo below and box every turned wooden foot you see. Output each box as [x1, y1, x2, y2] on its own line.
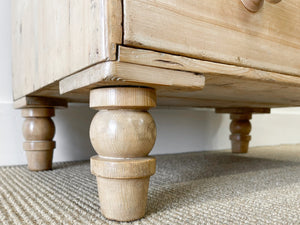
[216, 108, 270, 154]
[89, 87, 157, 222]
[230, 113, 252, 153]
[22, 108, 55, 171]
[16, 96, 67, 171]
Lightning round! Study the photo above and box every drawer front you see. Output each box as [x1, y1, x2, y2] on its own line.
[124, 0, 300, 76]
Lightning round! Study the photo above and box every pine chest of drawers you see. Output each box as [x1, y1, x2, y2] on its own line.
[12, 0, 300, 221]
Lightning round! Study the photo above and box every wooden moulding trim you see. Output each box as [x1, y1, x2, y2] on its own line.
[118, 46, 300, 87]
[14, 96, 68, 109]
[90, 87, 157, 109]
[215, 108, 271, 114]
[90, 156, 156, 179]
[59, 61, 205, 94]
[22, 108, 55, 118]
[230, 113, 252, 120]
[23, 141, 56, 151]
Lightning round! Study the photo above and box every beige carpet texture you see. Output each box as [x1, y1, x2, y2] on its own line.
[0, 145, 300, 225]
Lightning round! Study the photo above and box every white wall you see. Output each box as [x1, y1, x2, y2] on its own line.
[1, 1, 300, 166]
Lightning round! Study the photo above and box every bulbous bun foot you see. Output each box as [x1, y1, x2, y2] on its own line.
[215, 108, 270, 154]
[22, 108, 56, 171]
[230, 113, 252, 154]
[89, 87, 157, 221]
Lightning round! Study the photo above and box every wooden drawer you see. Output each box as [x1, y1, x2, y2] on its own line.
[124, 0, 300, 76]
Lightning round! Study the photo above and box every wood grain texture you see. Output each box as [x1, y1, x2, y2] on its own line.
[118, 47, 300, 87]
[90, 110, 156, 158]
[90, 87, 157, 221]
[13, 0, 300, 109]
[27, 80, 300, 108]
[118, 47, 300, 107]
[12, 0, 122, 100]
[123, 0, 300, 76]
[59, 61, 205, 94]
[35, 46, 300, 108]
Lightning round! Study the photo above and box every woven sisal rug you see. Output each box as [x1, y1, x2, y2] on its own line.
[0, 145, 300, 224]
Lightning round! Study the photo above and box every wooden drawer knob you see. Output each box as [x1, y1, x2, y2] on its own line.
[241, 0, 281, 12]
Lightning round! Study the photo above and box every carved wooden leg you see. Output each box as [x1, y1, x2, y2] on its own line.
[89, 87, 157, 222]
[230, 113, 252, 153]
[216, 108, 270, 154]
[22, 108, 55, 171]
[15, 97, 67, 171]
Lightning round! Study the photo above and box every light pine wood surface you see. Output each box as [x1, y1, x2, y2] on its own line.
[124, 0, 300, 76]
[12, 0, 122, 100]
[59, 61, 205, 94]
[56, 47, 300, 108]
[12, 0, 300, 109]
[118, 47, 300, 107]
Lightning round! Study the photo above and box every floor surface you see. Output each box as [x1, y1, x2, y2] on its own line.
[0, 145, 300, 224]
